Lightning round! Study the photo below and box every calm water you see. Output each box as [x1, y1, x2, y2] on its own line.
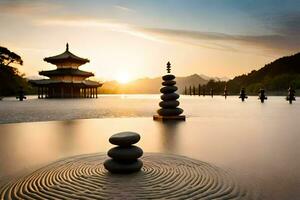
[0, 95, 299, 199]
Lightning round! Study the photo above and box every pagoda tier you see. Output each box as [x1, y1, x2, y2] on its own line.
[44, 43, 89, 68]
[30, 79, 101, 87]
[39, 68, 94, 78]
[29, 79, 101, 98]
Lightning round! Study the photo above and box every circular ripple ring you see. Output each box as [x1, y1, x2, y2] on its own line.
[0, 153, 252, 199]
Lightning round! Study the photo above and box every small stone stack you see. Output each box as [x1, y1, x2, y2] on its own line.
[239, 88, 248, 102]
[104, 132, 143, 173]
[286, 86, 296, 104]
[224, 85, 228, 99]
[153, 62, 185, 121]
[258, 88, 267, 103]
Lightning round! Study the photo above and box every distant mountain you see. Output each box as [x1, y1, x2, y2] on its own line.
[100, 74, 209, 94]
[202, 52, 300, 95]
[199, 74, 229, 82]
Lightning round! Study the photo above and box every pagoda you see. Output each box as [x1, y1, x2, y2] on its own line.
[30, 43, 102, 98]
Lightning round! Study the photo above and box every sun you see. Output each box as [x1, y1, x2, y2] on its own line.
[116, 71, 131, 84]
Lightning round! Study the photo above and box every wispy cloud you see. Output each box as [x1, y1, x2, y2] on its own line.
[136, 27, 300, 53]
[269, 12, 300, 36]
[37, 16, 299, 54]
[113, 5, 135, 13]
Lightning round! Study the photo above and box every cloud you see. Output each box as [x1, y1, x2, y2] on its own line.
[34, 14, 300, 54]
[270, 13, 300, 36]
[136, 27, 300, 53]
[113, 5, 135, 13]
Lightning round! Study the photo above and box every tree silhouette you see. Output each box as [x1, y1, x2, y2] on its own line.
[0, 46, 28, 96]
[0, 46, 23, 67]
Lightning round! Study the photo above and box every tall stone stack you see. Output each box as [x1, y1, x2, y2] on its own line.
[104, 132, 143, 173]
[153, 62, 186, 121]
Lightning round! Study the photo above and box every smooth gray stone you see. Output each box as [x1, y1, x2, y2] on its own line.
[162, 74, 175, 81]
[104, 159, 143, 173]
[159, 100, 180, 108]
[157, 108, 183, 116]
[109, 132, 140, 147]
[162, 81, 176, 86]
[108, 146, 143, 161]
[160, 86, 178, 93]
[161, 93, 179, 101]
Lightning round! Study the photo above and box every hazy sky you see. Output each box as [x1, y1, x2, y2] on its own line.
[1, 0, 299, 81]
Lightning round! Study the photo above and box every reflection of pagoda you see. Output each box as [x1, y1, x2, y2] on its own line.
[30, 44, 102, 98]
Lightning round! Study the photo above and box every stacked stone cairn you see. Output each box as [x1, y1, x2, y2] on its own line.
[104, 132, 143, 173]
[286, 86, 296, 104]
[239, 88, 248, 102]
[153, 62, 185, 121]
[258, 88, 267, 103]
[224, 85, 228, 99]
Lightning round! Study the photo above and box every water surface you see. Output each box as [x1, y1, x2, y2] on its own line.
[0, 95, 299, 199]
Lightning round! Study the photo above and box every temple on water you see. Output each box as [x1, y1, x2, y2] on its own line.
[30, 44, 102, 98]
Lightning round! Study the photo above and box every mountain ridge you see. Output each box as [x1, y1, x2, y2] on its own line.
[100, 73, 213, 94]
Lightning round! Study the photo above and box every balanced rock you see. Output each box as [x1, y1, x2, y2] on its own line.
[104, 132, 143, 174]
[162, 80, 176, 86]
[109, 131, 140, 147]
[159, 100, 180, 108]
[162, 74, 175, 81]
[104, 159, 143, 174]
[160, 86, 178, 93]
[161, 93, 179, 101]
[157, 108, 183, 116]
[108, 146, 143, 161]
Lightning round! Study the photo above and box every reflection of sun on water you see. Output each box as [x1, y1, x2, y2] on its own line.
[116, 71, 131, 84]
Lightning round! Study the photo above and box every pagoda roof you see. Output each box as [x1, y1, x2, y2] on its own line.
[29, 79, 102, 87]
[39, 68, 94, 77]
[44, 43, 89, 65]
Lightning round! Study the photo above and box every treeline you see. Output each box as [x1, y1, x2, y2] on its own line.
[0, 46, 33, 96]
[189, 52, 300, 95]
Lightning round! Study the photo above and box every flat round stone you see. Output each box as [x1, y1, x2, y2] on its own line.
[162, 74, 175, 81]
[109, 132, 140, 147]
[160, 86, 178, 93]
[104, 159, 143, 174]
[157, 108, 183, 116]
[108, 146, 143, 161]
[161, 93, 179, 101]
[159, 100, 180, 108]
[162, 81, 176, 86]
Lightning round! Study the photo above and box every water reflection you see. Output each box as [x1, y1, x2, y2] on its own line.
[157, 121, 181, 153]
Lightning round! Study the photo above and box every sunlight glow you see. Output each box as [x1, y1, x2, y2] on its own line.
[116, 71, 132, 84]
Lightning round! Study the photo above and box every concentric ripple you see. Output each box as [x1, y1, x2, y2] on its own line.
[0, 153, 253, 200]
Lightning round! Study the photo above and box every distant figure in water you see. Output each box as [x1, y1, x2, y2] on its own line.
[16, 87, 26, 101]
[286, 86, 296, 104]
[224, 86, 228, 99]
[210, 88, 214, 98]
[258, 88, 267, 103]
[239, 88, 248, 101]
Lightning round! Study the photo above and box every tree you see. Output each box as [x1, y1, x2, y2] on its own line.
[0, 46, 30, 96]
[0, 46, 23, 66]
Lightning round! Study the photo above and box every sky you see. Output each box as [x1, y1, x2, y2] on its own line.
[0, 0, 300, 82]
